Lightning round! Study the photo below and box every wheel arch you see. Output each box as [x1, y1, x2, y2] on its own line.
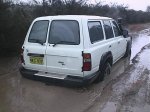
[123, 39, 132, 58]
[99, 51, 113, 70]
[126, 37, 132, 50]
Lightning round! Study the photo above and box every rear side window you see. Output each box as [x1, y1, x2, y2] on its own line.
[112, 21, 122, 37]
[103, 20, 114, 39]
[49, 20, 80, 45]
[28, 20, 49, 43]
[88, 21, 104, 43]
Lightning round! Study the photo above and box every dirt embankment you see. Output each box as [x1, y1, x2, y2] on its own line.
[127, 23, 150, 38]
[128, 23, 150, 33]
[0, 57, 19, 76]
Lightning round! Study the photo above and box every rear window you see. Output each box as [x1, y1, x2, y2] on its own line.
[49, 20, 80, 45]
[28, 20, 49, 43]
[88, 21, 104, 43]
[103, 20, 114, 39]
[112, 21, 122, 37]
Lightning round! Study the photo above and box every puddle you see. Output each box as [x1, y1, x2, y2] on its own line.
[138, 48, 150, 69]
[101, 102, 117, 112]
[131, 34, 150, 59]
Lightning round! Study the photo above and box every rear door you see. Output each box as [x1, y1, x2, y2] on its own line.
[111, 21, 127, 58]
[46, 20, 83, 77]
[103, 20, 119, 62]
[23, 20, 49, 71]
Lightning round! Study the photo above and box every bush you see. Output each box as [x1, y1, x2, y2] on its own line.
[0, 0, 150, 55]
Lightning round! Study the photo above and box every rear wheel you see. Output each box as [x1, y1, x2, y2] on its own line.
[94, 62, 111, 83]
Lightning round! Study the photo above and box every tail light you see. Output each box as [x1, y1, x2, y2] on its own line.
[82, 53, 91, 71]
[20, 48, 25, 64]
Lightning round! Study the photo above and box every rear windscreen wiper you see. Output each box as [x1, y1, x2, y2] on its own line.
[52, 41, 76, 47]
[36, 40, 44, 45]
[29, 39, 44, 45]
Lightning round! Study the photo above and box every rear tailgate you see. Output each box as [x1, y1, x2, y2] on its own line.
[46, 47, 83, 76]
[46, 19, 84, 77]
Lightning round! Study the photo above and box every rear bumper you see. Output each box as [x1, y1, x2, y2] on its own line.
[19, 67, 98, 86]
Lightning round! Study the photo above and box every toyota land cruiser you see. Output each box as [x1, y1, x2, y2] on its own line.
[19, 15, 132, 85]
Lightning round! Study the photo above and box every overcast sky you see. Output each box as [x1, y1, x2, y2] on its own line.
[21, 0, 150, 11]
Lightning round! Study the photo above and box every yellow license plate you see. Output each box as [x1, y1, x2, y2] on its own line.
[30, 57, 44, 65]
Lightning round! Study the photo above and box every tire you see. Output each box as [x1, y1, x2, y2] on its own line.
[94, 62, 111, 83]
[123, 47, 131, 58]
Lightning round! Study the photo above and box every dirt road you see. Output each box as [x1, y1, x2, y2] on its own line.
[86, 44, 150, 112]
[0, 30, 150, 112]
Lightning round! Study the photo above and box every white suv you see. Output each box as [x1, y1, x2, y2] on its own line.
[20, 15, 132, 85]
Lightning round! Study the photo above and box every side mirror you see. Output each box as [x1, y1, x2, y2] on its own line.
[117, 18, 123, 24]
[123, 30, 129, 38]
[117, 18, 123, 31]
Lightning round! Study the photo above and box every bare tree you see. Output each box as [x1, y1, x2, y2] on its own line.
[146, 6, 150, 12]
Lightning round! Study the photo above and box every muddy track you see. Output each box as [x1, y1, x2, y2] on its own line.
[85, 44, 150, 112]
[0, 57, 20, 77]
[0, 33, 150, 112]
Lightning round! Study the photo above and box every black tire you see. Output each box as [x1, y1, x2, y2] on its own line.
[94, 62, 111, 83]
[123, 47, 131, 58]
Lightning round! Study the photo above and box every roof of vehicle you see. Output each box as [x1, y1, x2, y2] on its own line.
[35, 15, 112, 21]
